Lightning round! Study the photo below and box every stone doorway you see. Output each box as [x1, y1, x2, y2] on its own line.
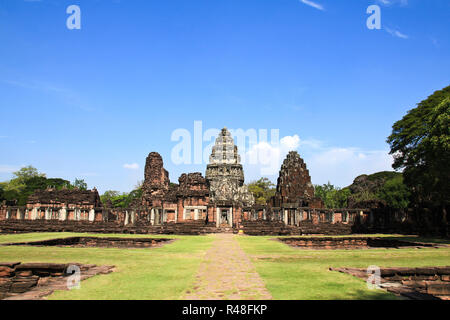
[217, 207, 232, 227]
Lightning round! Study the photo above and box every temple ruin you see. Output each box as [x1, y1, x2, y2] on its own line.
[0, 127, 374, 235]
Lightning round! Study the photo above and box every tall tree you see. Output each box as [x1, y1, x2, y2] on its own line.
[72, 178, 88, 190]
[387, 85, 450, 208]
[314, 182, 350, 209]
[248, 178, 276, 205]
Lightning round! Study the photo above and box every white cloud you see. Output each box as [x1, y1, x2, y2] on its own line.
[377, 0, 408, 6]
[299, 0, 324, 11]
[280, 135, 300, 150]
[123, 163, 139, 170]
[385, 27, 409, 39]
[243, 135, 322, 178]
[242, 134, 394, 188]
[306, 147, 393, 187]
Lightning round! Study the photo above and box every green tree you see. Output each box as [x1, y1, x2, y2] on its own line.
[12, 165, 46, 181]
[46, 178, 71, 189]
[72, 178, 88, 190]
[0, 166, 74, 205]
[387, 85, 450, 208]
[0, 166, 48, 205]
[101, 188, 143, 208]
[314, 182, 350, 208]
[3, 165, 45, 193]
[125, 188, 143, 207]
[377, 175, 410, 209]
[101, 190, 121, 202]
[248, 178, 276, 205]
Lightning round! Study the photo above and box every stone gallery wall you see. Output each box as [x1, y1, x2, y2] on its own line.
[355, 206, 449, 237]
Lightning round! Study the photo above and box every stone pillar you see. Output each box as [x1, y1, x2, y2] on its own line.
[5, 208, 10, 220]
[45, 208, 50, 220]
[284, 209, 288, 225]
[59, 207, 67, 221]
[16, 208, 21, 220]
[229, 207, 233, 227]
[216, 207, 220, 228]
[174, 209, 178, 223]
[31, 207, 38, 220]
[194, 208, 199, 220]
[263, 208, 266, 220]
[131, 210, 135, 224]
[89, 209, 95, 222]
[155, 209, 160, 225]
[150, 208, 155, 225]
[124, 210, 129, 226]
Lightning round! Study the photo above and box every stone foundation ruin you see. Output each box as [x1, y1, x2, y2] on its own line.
[0, 262, 114, 300]
[330, 266, 450, 300]
[2, 236, 174, 249]
[279, 236, 446, 250]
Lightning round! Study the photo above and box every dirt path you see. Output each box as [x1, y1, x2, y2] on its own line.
[184, 234, 272, 300]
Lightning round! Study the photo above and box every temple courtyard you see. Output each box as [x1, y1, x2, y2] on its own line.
[0, 232, 449, 300]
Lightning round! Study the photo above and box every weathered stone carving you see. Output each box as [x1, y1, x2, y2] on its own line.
[142, 152, 170, 205]
[206, 128, 254, 206]
[271, 151, 322, 207]
[178, 173, 209, 197]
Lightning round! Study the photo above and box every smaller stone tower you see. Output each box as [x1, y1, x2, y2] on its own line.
[271, 151, 322, 207]
[141, 152, 170, 206]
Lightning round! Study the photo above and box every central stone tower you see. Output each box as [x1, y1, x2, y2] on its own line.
[205, 127, 254, 206]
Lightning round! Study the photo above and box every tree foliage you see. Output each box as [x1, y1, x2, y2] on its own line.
[314, 182, 351, 209]
[71, 178, 88, 190]
[101, 187, 143, 208]
[247, 178, 276, 205]
[387, 85, 450, 207]
[315, 172, 410, 209]
[377, 175, 410, 209]
[0, 166, 93, 205]
[0, 166, 71, 205]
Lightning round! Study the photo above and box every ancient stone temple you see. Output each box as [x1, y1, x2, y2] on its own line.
[268, 151, 324, 226]
[206, 127, 255, 226]
[271, 151, 322, 208]
[0, 127, 368, 236]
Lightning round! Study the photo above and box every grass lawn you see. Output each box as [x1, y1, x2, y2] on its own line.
[0, 232, 448, 300]
[236, 235, 450, 300]
[0, 232, 214, 300]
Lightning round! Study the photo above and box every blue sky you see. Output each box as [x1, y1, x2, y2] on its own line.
[0, 0, 449, 193]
